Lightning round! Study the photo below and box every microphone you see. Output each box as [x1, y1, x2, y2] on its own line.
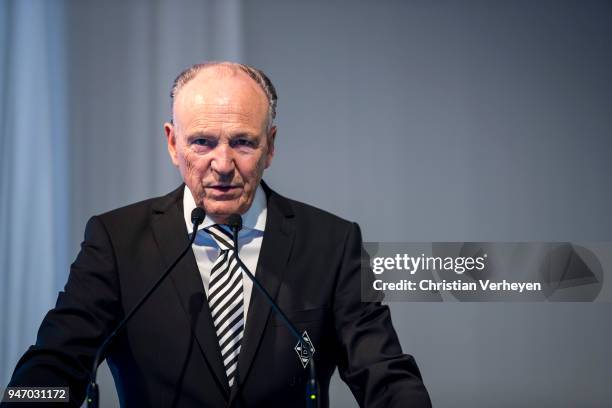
[86, 207, 206, 408]
[226, 214, 319, 408]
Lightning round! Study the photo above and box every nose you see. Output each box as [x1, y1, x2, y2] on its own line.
[210, 143, 235, 178]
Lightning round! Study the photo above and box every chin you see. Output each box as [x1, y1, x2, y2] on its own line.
[204, 203, 242, 218]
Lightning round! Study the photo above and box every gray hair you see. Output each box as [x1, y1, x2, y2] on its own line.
[170, 61, 278, 129]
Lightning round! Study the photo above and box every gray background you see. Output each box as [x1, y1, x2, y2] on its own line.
[4, 0, 612, 406]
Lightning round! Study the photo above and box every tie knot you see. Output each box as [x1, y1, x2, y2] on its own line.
[204, 224, 235, 251]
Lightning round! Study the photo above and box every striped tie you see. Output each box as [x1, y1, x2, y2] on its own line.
[205, 224, 244, 387]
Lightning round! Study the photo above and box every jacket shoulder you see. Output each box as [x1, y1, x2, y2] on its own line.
[286, 196, 353, 228]
[93, 186, 182, 231]
[268, 189, 358, 243]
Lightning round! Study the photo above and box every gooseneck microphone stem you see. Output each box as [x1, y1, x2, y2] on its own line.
[86, 208, 206, 408]
[227, 215, 319, 408]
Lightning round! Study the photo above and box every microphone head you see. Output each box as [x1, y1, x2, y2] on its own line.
[227, 213, 243, 232]
[191, 207, 206, 225]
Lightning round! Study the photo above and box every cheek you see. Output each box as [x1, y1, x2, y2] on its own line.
[181, 151, 208, 175]
[240, 154, 266, 181]
[256, 152, 269, 174]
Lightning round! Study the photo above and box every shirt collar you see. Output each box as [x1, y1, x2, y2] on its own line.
[183, 184, 267, 235]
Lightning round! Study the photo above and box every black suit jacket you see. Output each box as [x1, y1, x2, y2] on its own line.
[5, 182, 431, 407]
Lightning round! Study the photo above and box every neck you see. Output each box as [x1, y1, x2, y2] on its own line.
[208, 214, 231, 225]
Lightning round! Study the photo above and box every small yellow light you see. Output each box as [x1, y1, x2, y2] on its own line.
[310, 395, 316, 400]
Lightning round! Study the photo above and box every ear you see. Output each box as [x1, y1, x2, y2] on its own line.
[164, 122, 179, 167]
[265, 126, 276, 169]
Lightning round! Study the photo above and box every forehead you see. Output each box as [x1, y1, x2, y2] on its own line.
[173, 68, 269, 131]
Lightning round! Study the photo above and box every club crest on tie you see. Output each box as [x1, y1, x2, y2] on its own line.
[294, 330, 315, 368]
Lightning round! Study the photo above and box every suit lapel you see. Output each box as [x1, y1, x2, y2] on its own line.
[231, 182, 296, 401]
[150, 186, 230, 398]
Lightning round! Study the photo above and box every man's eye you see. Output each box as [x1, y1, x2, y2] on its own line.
[231, 139, 256, 148]
[193, 139, 215, 147]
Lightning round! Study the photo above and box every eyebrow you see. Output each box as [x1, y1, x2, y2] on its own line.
[186, 131, 216, 139]
[230, 132, 257, 139]
[186, 131, 258, 140]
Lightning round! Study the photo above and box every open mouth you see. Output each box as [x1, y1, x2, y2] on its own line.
[207, 185, 240, 193]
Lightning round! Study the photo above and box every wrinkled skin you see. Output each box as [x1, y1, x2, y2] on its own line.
[164, 67, 276, 224]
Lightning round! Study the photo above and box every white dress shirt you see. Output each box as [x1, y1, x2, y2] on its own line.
[183, 185, 267, 326]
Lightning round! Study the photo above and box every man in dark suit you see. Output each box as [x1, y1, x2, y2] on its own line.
[5, 62, 431, 407]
